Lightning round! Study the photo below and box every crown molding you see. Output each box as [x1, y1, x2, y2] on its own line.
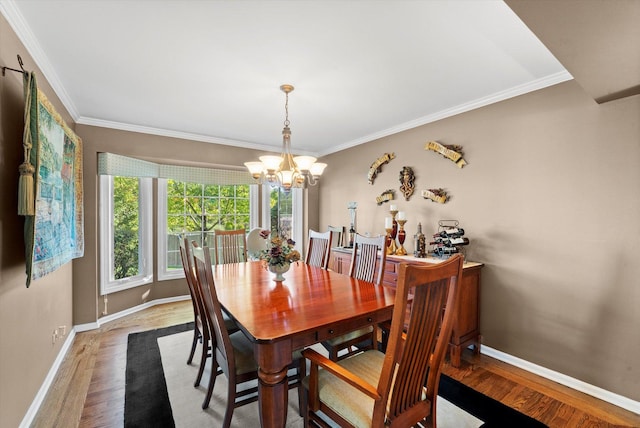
[76, 116, 321, 157]
[320, 70, 573, 156]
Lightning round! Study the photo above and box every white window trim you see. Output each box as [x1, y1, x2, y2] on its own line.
[292, 188, 303, 254]
[261, 184, 272, 231]
[157, 178, 182, 280]
[99, 175, 153, 295]
[250, 184, 260, 229]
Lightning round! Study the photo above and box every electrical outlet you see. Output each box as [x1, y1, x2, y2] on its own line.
[58, 325, 66, 337]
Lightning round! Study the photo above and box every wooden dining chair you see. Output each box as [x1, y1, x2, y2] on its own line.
[327, 225, 345, 248]
[213, 229, 247, 264]
[321, 234, 387, 360]
[191, 243, 306, 424]
[178, 237, 205, 367]
[302, 254, 464, 428]
[180, 238, 238, 388]
[305, 229, 333, 270]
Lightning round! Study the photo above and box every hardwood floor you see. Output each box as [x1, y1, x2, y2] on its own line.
[31, 300, 640, 428]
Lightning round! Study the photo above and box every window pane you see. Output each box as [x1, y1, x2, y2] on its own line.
[166, 179, 184, 197]
[101, 175, 153, 294]
[203, 184, 219, 197]
[203, 198, 219, 216]
[161, 182, 251, 270]
[220, 185, 235, 197]
[113, 176, 140, 280]
[270, 187, 293, 240]
[185, 183, 202, 196]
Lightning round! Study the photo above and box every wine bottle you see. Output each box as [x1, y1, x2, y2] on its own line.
[434, 228, 465, 238]
[433, 246, 459, 257]
[449, 236, 469, 246]
[429, 237, 469, 246]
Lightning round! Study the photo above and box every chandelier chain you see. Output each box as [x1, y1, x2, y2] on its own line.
[284, 91, 290, 127]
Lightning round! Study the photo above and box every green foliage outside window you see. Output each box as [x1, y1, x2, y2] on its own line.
[113, 176, 140, 280]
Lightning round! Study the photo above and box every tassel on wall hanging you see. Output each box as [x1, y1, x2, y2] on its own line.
[19, 70, 37, 216]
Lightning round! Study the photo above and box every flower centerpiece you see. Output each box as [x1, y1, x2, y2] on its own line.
[259, 230, 301, 281]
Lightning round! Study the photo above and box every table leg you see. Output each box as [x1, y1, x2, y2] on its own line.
[256, 341, 292, 428]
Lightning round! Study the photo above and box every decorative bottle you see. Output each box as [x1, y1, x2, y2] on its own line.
[348, 225, 355, 248]
[413, 222, 426, 258]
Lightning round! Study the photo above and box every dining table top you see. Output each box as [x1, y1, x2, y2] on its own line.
[211, 260, 397, 343]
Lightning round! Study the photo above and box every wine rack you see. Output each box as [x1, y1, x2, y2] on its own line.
[431, 219, 469, 258]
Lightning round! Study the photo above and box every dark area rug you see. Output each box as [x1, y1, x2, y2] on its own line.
[438, 374, 547, 427]
[125, 323, 546, 428]
[125, 322, 193, 428]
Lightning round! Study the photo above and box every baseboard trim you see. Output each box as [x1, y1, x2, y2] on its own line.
[19, 294, 191, 427]
[481, 345, 640, 415]
[97, 295, 191, 327]
[75, 295, 191, 333]
[19, 329, 76, 428]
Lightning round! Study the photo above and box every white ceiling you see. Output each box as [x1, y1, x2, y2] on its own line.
[1, 0, 571, 156]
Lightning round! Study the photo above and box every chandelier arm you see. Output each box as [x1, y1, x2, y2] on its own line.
[305, 173, 319, 186]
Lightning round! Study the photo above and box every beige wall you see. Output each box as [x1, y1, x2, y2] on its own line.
[0, 14, 74, 427]
[318, 80, 640, 401]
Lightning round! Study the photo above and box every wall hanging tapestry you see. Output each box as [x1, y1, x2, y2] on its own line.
[21, 72, 84, 287]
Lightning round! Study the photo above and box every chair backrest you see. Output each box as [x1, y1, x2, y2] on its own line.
[179, 237, 206, 326]
[349, 234, 387, 286]
[373, 254, 464, 427]
[214, 229, 247, 264]
[327, 225, 345, 248]
[192, 242, 236, 378]
[305, 229, 333, 270]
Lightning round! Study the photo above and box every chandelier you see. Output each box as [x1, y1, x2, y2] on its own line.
[244, 84, 327, 192]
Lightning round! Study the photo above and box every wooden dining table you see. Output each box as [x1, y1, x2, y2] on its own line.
[211, 260, 396, 428]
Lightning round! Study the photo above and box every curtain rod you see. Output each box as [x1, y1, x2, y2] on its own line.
[1, 54, 26, 76]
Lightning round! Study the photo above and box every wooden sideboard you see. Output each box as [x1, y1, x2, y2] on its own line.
[330, 248, 483, 367]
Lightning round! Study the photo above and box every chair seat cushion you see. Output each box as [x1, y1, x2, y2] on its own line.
[323, 326, 373, 347]
[229, 331, 259, 375]
[304, 350, 384, 427]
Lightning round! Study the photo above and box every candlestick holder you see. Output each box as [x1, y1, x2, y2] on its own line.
[395, 219, 407, 255]
[385, 227, 395, 255]
[388, 209, 398, 255]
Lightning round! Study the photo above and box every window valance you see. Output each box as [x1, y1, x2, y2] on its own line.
[97, 152, 254, 185]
